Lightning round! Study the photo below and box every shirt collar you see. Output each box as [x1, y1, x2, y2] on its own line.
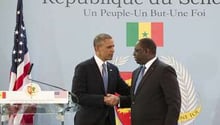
[143, 56, 157, 69]
[94, 55, 106, 68]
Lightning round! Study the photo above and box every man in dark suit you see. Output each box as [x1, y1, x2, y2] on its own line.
[130, 38, 181, 125]
[71, 33, 130, 125]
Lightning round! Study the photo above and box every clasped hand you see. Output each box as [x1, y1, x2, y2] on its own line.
[104, 94, 119, 107]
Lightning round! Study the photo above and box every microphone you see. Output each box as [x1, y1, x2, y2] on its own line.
[29, 78, 79, 103]
[27, 63, 79, 103]
[27, 63, 34, 75]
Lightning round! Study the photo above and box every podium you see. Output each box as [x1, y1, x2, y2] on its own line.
[0, 103, 79, 125]
[0, 83, 80, 125]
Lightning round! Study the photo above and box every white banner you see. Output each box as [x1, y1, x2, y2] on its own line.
[0, 91, 68, 104]
[0, 83, 68, 104]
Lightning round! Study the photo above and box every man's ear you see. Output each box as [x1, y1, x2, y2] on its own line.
[94, 46, 99, 52]
[145, 48, 150, 53]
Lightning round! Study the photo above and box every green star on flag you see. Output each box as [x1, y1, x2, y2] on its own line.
[126, 22, 164, 47]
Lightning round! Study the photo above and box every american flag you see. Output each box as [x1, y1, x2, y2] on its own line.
[54, 91, 68, 98]
[9, 0, 34, 124]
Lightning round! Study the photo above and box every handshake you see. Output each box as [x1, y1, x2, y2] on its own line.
[104, 94, 120, 107]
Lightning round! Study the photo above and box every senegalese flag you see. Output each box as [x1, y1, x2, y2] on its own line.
[115, 72, 132, 125]
[126, 22, 163, 47]
[0, 91, 6, 99]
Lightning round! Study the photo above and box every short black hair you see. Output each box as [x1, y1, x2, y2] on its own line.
[93, 33, 112, 47]
[139, 38, 156, 54]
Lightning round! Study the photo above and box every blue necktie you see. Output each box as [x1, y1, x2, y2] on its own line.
[102, 63, 108, 93]
[134, 66, 146, 94]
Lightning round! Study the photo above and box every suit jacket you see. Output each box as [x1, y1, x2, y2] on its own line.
[130, 59, 181, 125]
[72, 57, 130, 125]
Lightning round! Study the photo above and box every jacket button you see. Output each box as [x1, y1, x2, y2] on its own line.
[132, 101, 135, 105]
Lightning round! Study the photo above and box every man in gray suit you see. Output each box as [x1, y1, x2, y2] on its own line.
[130, 38, 181, 125]
[71, 33, 130, 125]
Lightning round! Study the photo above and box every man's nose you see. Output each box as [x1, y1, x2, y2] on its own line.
[133, 51, 136, 56]
[111, 48, 115, 53]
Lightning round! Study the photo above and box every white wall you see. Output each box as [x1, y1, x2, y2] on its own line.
[1, 0, 220, 125]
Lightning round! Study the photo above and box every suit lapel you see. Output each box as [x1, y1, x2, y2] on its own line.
[91, 58, 106, 93]
[134, 59, 159, 95]
[106, 63, 114, 93]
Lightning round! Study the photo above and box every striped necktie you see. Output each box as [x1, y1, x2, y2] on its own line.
[102, 63, 108, 93]
[134, 65, 146, 94]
